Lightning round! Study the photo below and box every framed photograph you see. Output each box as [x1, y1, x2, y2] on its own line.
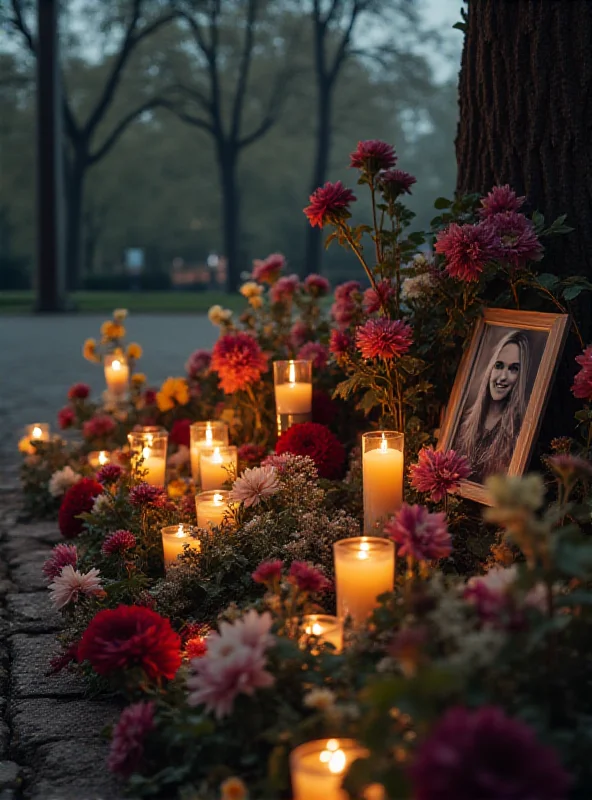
[438, 308, 570, 504]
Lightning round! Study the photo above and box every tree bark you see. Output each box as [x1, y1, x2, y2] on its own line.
[64, 154, 86, 292]
[304, 82, 332, 276]
[218, 145, 241, 294]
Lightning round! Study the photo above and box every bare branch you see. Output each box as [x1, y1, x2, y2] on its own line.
[230, 0, 258, 141]
[9, 0, 36, 53]
[168, 82, 213, 114]
[88, 98, 161, 164]
[154, 97, 215, 134]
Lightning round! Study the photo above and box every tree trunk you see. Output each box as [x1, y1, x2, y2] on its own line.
[65, 154, 86, 292]
[304, 82, 332, 277]
[218, 144, 241, 294]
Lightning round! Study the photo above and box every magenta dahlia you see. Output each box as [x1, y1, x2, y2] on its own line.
[185, 348, 211, 379]
[96, 464, 123, 485]
[270, 274, 300, 304]
[129, 483, 167, 507]
[297, 341, 328, 370]
[487, 211, 543, 267]
[349, 139, 397, 173]
[385, 504, 452, 561]
[409, 447, 471, 502]
[303, 273, 330, 296]
[304, 181, 357, 228]
[275, 422, 345, 479]
[329, 329, 353, 359]
[83, 414, 116, 441]
[108, 701, 155, 778]
[434, 221, 499, 281]
[252, 252, 285, 284]
[211, 331, 268, 394]
[363, 279, 396, 314]
[288, 561, 331, 593]
[252, 559, 284, 586]
[102, 530, 137, 556]
[43, 543, 78, 581]
[571, 345, 592, 401]
[378, 168, 417, 198]
[479, 184, 526, 218]
[356, 318, 413, 360]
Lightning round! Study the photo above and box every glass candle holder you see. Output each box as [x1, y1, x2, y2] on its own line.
[199, 445, 237, 491]
[362, 431, 404, 534]
[104, 353, 129, 401]
[128, 430, 168, 487]
[25, 423, 50, 443]
[290, 738, 369, 800]
[88, 450, 111, 469]
[161, 523, 199, 570]
[334, 537, 395, 627]
[190, 421, 229, 484]
[195, 490, 232, 530]
[299, 614, 343, 654]
[273, 359, 312, 435]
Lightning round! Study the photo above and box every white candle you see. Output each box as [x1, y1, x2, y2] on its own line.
[142, 446, 166, 487]
[190, 421, 229, 483]
[26, 423, 50, 442]
[88, 450, 111, 469]
[200, 446, 237, 491]
[301, 615, 343, 653]
[161, 524, 198, 569]
[290, 739, 370, 800]
[334, 537, 395, 627]
[363, 433, 403, 534]
[275, 361, 312, 414]
[104, 356, 129, 398]
[196, 491, 229, 529]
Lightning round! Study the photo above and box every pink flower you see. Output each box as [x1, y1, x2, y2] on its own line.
[329, 329, 353, 358]
[363, 280, 396, 314]
[297, 342, 328, 370]
[378, 168, 417, 197]
[290, 320, 309, 350]
[434, 221, 499, 281]
[252, 253, 285, 284]
[547, 453, 592, 480]
[228, 466, 279, 507]
[237, 443, 267, 468]
[49, 565, 103, 609]
[96, 464, 123, 485]
[288, 561, 331, 593]
[187, 610, 275, 719]
[350, 139, 397, 173]
[409, 447, 471, 502]
[108, 701, 155, 778]
[185, 349, 211, 379]
[303, 273, 330, 296]
[335, 280, 362, 301]
[487, 211, 543, 266]
[129, 483, 167, 507]
[211, 332, 268, 394]
[83, 414, 116, 441]
[68, 382, 90, 400]
[571, 345, 592, 401]
[43, 543, 78, 581]
[304, 181, 357, 228]
[409, 706, 569, 800]
[270, 274, 300, 304]
[479, 184, 526, 218]
[464, 567, 517, 623]
[58, 407, 75, 430]
[385, 504, 451, 561]
[252, 559, 284, 586]
[102, 530, 137, 556]
[356, 318, 413, 359]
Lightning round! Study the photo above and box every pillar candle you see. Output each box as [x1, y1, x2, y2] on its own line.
[362, 432, 404, 534]
[196, 491, 230, 529]
[290, 739, 369, 800]
[190, 421, 228, 484]
[274, 360, 312, 414]
[199, 446, 237, 491]
[104, 356, 129, 399]
[161, 524, 198, 569]
[141, 446, 166, 487]
[334, 537, 395, 627]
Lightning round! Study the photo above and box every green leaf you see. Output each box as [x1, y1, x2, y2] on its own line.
[434, 196, 452, 210]
[536, 273, 560, 290]
[357, 389, 380, 414]
[563, 285, 584, 301]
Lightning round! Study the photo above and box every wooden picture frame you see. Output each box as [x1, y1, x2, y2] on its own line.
[437, 308, 570, 504]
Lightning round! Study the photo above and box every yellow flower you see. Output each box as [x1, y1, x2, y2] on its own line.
[220, 777, 248, 800]
[240, 281, 263, 299]
[208, 305, 233, 326]
[156, 392, 175, 412]
[100, 321, 126, 340]
[18, 435, 34, 454]
[131, 372, 146, 385]
[127, 342, 143, 360]
[113, 308, 128, 322]
[156, 377, 190, 412]
[248, 296, 263, 310]
[83, 338, 100, 363]
[167, 479, 187, 498]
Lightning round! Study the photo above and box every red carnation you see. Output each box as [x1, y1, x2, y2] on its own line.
[276, 422, 345, 480]
[169, 418, 191, 448]
[78, 605, 181, 681]
[83, 414, 116, 441]
[211, 332, 268, 394]
[304, 181, 357, 228]
[58, 478, 103, 539]
[58, 406, 75, 430]
[68, 383, 91, 400]
[238, 443, 267, 468]
[350, 139, 397, 174]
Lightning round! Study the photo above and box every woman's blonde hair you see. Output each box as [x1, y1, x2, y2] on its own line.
[457, 329, 530, 476]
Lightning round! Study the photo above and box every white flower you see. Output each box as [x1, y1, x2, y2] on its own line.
[49, 565, 103, 609]
[303, 687, 336, 711]
[48, 466, 82, 498]
[207, 304, 233, 326]
[401, 272, 435, 301]
[92, 493, 112, 514]
[485, 473, 545, 511]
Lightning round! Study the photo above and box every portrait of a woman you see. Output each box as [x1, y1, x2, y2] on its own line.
[455, 329, 530, 483]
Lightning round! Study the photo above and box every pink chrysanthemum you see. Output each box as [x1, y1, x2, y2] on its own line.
[83, 414, 116, 441]
[297, 341, 328, 370]
[49, 565, 103, 609]
[288, 561, 332, 593]
[57, 406, 75, 430]
[185, 349, 211, 379]
[487, 211, 543, 266]
[410, 447, 472, 502]
[303, 273, 331, 296]
[108, 701, 155, 778]
[363, 279, 396, 314]
[252, 252, 286, 284]
[211, 332, 268, 394]
[434, 221, 499, 281]
[378, 168, 417, 197]
[228, 466, 279, 508]
[479, 184, 526, 218]
[304, 181, 356, 228]
[129, 483, 167, 507]
[102, 529, 137, 556]
[329, 329, 353, 358]
[289, 320, 309, 350]
[385, 504, 452, 562]
[43, 543, 78, 581]
[68, 382, 90, 400]
[252, 559, 284, 586]
[356, 318, 413, 360]
[572, 345, 592, 400]
[96, 464, 123, 485]
[270, 274, 300, 304]
[350, 139, 397, 173]
[409, 705, 569, 800]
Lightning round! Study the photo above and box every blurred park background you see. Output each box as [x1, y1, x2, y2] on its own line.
[0, 0, 463, 311]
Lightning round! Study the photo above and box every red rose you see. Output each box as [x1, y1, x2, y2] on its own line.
[58, 406, 75, 430]
[58, 478, 103, 539]
[68, 383, 91, 400]
[78, 605, 181, 681]
[275, 422, 346, 480]
[169, 418, 191, 448]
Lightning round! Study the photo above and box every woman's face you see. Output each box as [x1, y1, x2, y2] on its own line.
[489, 342, 521, 402]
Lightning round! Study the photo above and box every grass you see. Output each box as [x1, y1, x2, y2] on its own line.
[0, 290, 245, 314]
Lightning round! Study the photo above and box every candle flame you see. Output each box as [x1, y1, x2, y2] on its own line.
[211, 447, 223, 464]
[213, 493, 224, 506]
[146, 433, 154, 447]
[142, 446, 151, 459]
[176, 524, 185, 538]
[112, 359, 121, 371]
[358, 540, 370, 560]
[32, 426, 42, 439]
[380, 433, 388, 453]
[326, 739, 339, 752]
[288, 360, 296, 384]
[205, 425, 213, 444]
[98, 451, 109, 466]
[328, 749, 346, 775]
[311, 623, 322, 636]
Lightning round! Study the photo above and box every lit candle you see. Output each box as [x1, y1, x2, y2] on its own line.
[88, 450, 111, 469]
[26, 423, 50, 442]
[334, 537, 395, 627]
[275, 360, 313, 414]
[195, 490, 231, 529]
[128, 430, 168, 487]
[362, 431, 404, 534]
[290, 739, 369, 800]
[161, 524, 199, 569]
[199, 446, 237, 491]
[190, 421, 229, 484]
[104, 354, 129, 399]
[300, 614, 343, 653]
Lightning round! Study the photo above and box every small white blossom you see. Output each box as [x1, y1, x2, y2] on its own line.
[303, 687, 336, 711]
[48, 466, 81, 498]
[92, 493, 112, 514]
[401, 272, 435, 301]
